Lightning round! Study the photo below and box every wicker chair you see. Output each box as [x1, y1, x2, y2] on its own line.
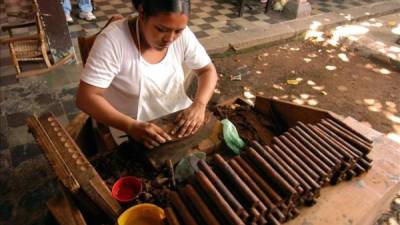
[1, 5, 73, 78]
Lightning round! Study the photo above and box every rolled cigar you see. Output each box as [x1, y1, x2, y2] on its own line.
[283, 133, 331, 177]
[285, 132, 331, 177]
[321, 120, 371, 155]
[165, 207, 181, 225]
[290, 127, 336, 169]
[229, 158, 276, 212]
[324, 119, 372, 153]
[235, 156, 283, 205]
[345, 170, 356, 180]
[214, 154, 260, 208]
[257, 214, 268, 225]
[251, 141, 302, 193]
[312, 125, 358, 159]
[168, 191, 198, 225]
[244, 148, 297, 200]
[272, 208, 286, 222]
[308, 125, 354, 161]
[353, 163, 366, 175]
[262, 144, 320, 193]
[182, 184, 221, 225]
[249, 207, 261, 224]
[316, 125, 371, 172]
[329, 116, 373, 144]
[297, 122, 343, 163]
[316, 123, 364, 157]
[198, 160, 246, 217]
[267, 213, 281, 225]
[194, 171, 245, 225]
[277, 135, 323, 180]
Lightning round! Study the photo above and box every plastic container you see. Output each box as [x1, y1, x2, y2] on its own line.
[112, 176, 142, 203]
[118, 203, 165, 225]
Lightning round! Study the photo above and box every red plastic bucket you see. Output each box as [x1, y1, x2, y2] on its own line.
[112, 176, 143, 203]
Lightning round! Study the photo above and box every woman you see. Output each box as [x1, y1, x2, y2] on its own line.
[76, 0, 218, 149]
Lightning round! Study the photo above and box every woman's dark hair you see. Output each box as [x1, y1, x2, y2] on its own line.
[132, 0, 190, 17]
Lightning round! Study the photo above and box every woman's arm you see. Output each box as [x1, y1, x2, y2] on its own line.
[76, 81, 171, 148]
[171, 62, 218, 137]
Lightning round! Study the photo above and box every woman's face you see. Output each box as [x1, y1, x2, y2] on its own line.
[141, 12, 189, 51]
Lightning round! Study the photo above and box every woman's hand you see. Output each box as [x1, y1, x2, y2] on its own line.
[127, 121, 172, 149]
[171, 101, 206, 138]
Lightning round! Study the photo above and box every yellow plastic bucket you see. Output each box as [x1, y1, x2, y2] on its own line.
[118, 203, 165, 225]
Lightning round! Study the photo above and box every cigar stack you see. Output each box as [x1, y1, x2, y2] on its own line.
[163, 117, 373, 225]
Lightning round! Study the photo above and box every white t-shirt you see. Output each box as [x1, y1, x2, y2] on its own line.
[81, 19, 211, 142]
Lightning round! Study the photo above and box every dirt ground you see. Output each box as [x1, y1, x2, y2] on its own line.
[211, 41, 400, 136]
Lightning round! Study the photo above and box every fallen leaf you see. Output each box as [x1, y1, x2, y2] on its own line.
[385, 101, 396, 108]
[263, 52, 269, 57]
[296, 77, 303, 82]
[273, 84, 284, 90]
[307, 99, 318, 106]
[321, 91, 328, 95]
[307, 53, 318, 58]
[290, 47, 300, 51]
[243, 86, 251, 91]
[338, 53, 349, 62]
[263, 63, 269, 66]
[258, 91, 264, 95]
[244, 91, 256, 99]
[364, 99, 375, 105]
[214, 89, 221, 94]
[379, 68, 391, 75]
[300, 94, 310, 99]
[313, 85, 325, 91]
[280, 95, 288, 99]
[325, 65, 337, 71]
[387, 21, 397, 27]
[304, 58, 312, 63]
[337, 86, 348, 91]
[256, 70, 262, 74]
[307, 80, 316, 86]
[292, 99, 305, 105]
[287, 79, 299, 85]
[230, 75, 241, 81]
